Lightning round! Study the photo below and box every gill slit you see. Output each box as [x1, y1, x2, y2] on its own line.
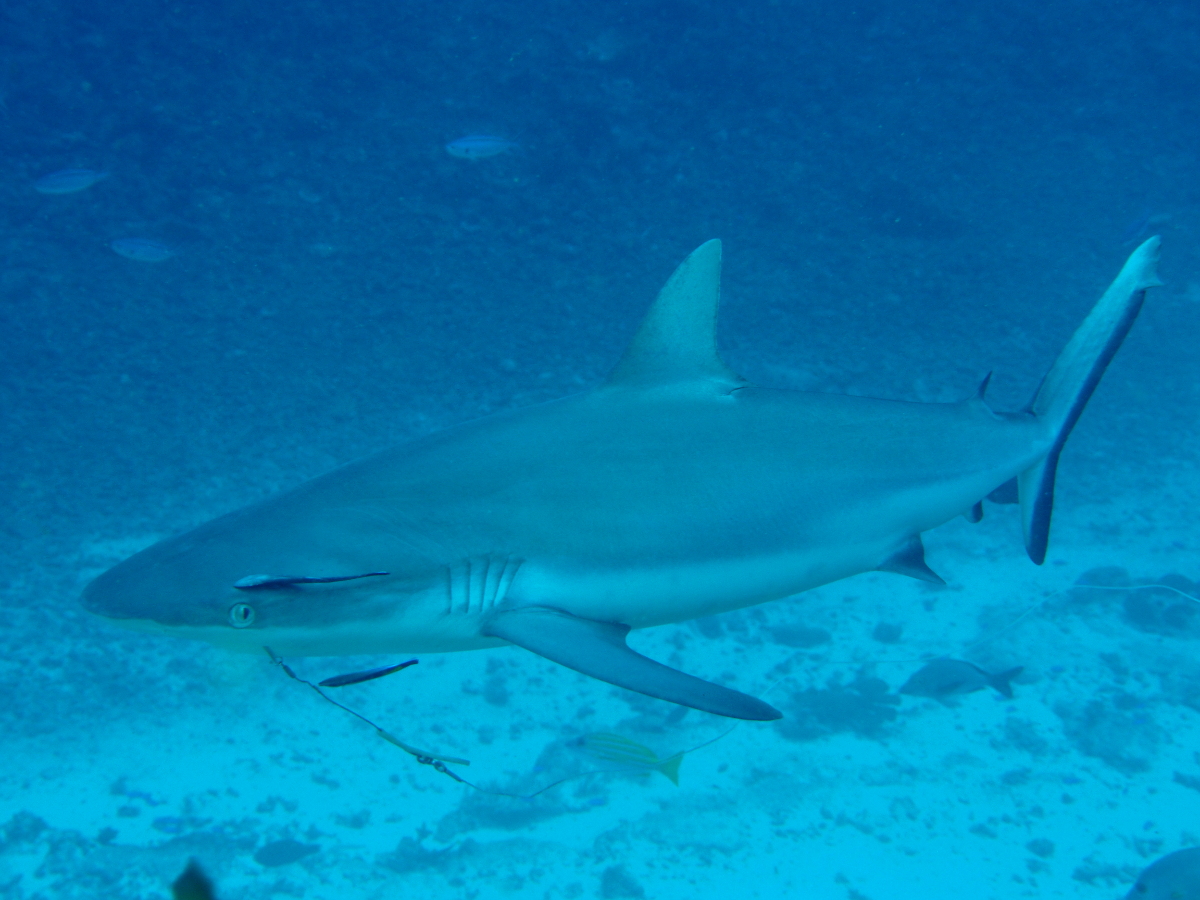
[445, 555, 523, 616]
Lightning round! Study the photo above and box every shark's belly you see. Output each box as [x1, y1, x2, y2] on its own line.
[498, 473, 999, 628]
[506, 539, 891, 628]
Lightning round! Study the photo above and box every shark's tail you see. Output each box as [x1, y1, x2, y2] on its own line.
[1017, 236, 1163, 564]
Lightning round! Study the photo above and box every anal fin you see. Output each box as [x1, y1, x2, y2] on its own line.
[482, 606, 781, 721]
[987, 478, 1019, 505]
[877, 535, 945, 585]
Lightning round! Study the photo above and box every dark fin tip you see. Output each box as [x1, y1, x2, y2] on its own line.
[1024, 452, 1060, 565]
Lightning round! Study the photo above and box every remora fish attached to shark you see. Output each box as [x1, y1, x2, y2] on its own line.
[83, 238, 1163, 721]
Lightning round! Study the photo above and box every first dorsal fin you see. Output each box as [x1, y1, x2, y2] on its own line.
[604, 240, 744, 390]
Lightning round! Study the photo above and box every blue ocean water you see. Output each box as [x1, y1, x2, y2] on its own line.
[1, 0, 1198, 897]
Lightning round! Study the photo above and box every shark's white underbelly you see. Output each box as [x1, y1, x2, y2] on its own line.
[507, 541, 887, 629]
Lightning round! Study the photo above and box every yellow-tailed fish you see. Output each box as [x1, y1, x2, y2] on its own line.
[578, 733, 683, 785]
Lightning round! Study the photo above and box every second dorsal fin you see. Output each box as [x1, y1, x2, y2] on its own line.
[604, 240, 744, 391]
[877, 535, 945, 584]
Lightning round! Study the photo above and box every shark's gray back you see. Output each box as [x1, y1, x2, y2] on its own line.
[239, 383, 1043, 574]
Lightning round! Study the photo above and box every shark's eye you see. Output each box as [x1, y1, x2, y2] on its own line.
[228, 603, 256, 628]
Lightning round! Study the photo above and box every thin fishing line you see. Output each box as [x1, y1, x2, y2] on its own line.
[266, 646, 733, 799]
[266, 582, 1197, 794]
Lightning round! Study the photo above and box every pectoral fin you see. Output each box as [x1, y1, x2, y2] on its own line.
[482, 606, 781, 721]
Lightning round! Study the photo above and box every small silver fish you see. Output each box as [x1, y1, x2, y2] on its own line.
[34, 168, 109, 194]
[319, 658, 417, 688]
[233, 572, 389, 591]
[1126, 847, 1200, 899]
[574, 733, 684, 785]
[111, 238, 174, 262]
[899, 659, 1023, 700]
[446, 135, 518, 159]
[1121, 212, 1172, 247]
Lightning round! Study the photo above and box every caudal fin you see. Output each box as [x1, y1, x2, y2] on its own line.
[656, 752, 684, 785]
[988, 666, 1024, 699]
[1019, 237, 1162, 564]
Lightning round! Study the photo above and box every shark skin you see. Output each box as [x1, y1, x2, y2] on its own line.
[82, 237, 1163, 720]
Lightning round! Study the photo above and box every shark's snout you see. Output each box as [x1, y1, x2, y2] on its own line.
[81, 562, 148, 621]
[79, 573, 119, 618]
[80, 522, 435, 654]
[80, 528, 248, 631]
[81, 555, 200, 627]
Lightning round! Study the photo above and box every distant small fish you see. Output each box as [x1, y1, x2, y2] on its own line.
[899, 659, 1023, 700]
[253, 839, 319, 868]
[1126, 847, 1200, 899]
[446, 135, 518, 159]
[111, 238, 174, 262]
[1121, 211, 1153, 246]
[1121, 211, 1171, 246]
[172, 859, 217, 900]
[34, 168, 109, 194]
[573, 733, 684, 785]
[320, 658, 417, 688]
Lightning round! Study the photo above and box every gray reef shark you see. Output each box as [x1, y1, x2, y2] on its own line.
[83, 237, 1163, 721]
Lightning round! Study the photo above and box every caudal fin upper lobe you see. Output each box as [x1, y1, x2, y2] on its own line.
[1017, 237, 1162, 564]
